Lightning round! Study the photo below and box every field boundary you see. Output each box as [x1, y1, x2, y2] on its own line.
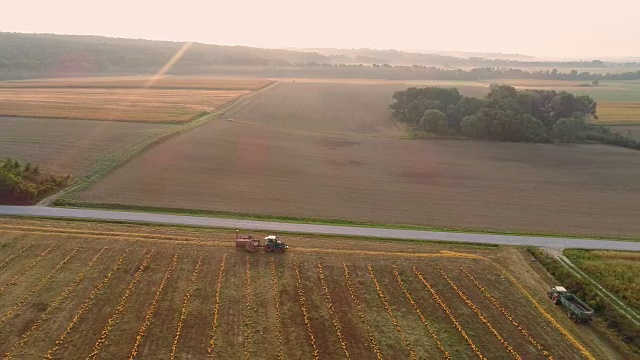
[40, 82, 278, 207]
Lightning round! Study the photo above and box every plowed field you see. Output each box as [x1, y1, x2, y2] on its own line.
[225, 82, 405, 135]
[73, 85, 640, 238]
[0, 218, 625, 359]
[0, 117, 168, 177]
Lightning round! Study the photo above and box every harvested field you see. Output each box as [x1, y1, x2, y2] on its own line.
[0, 217, 628, 359]
[596, 102, 640, 125]
[0, 116, 168, 177]
[74, 117, 640, 238]
[225, 82, 406, 135]
[0, 88, 249, 123]
[0, 76, 273, 90]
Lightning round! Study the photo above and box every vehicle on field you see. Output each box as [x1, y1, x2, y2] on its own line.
[547, 286, 594, 323]
[264, 235, 288, 253]
[235, 231, 288, 253]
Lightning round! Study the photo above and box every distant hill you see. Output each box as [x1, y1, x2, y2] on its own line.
[0, 32, 638, 81]
[0, 32, 329, 79]
[294, 47, 638, 69]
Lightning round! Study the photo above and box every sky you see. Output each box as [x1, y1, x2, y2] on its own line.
[1, 0, 638, 59]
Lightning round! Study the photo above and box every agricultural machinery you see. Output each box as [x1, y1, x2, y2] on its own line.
[235, 231, 288, 253]
[547, 286, 594, 323]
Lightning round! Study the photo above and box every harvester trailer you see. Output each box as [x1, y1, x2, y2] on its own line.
[235, 231, 288, 253]
[548, 286, 594, 323]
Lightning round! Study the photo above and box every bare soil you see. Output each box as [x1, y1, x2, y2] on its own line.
[75, 116, 640, 238]
[0, 116, 167, 177]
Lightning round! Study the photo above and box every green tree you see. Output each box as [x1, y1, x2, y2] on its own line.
[420, 109, 449, 134]
[553, 118, 586, 142]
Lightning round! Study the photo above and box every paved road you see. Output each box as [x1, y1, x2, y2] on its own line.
[0, 206, 638, 251]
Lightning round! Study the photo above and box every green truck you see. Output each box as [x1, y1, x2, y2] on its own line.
[547, 286, 594, 323]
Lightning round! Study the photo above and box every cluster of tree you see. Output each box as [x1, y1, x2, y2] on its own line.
[0, 158, 69, 204]
[2, 33, 639, 82]
[527, 248, 639, 355]
[389, 85, 639, 149]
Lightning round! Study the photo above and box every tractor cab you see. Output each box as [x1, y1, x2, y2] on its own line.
[547, 286, 568, 304]
[550, 286, 567, 295]
[264, 235, 288, 253]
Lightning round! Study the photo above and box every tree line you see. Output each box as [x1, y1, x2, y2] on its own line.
[0, 158, 69, 204]
[389, 85, 639, 149]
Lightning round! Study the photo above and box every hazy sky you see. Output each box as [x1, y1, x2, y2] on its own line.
[2, 0, 638, 59]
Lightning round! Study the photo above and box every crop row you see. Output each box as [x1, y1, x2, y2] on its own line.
[170, 253, 204, 360]
[317, 262, 350, 359]
[270, 258, 285, 360]
[0, 243, 58, 296]
[392, 266, 450, 359]
[243, 256, 253, 360]
[462, 268, 552, 359]
[130, 252, 179, 360]
[45, 249, 131, 359]
[342, 264, 382, 360]
[88, 249, 156, 359]
[438, 268, 522, 360]
[0, 243, 34, 270]
[207, 253, 228, 357]
[0, 246, 82, 325]
[412, 266, 487, 360]
[3, 247, 107, 360]
[367, 264, 417, 360]
[294, 260, 319, 359]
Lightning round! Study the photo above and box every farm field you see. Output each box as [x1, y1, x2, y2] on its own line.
[0, 116, 169, 177]
[0, 217, 629, 359]
[609, 125, 640, 140]
[564, 249, 640, 313]
[0, 76, 273, 90]
[0, 88, 249, 123]
[225, 82, 406, 135]
[72, 82, 640, 238]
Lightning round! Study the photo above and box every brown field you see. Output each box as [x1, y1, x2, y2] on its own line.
[0, 217, 630, 359]
[609, 125, 640, 140]
[0, 76, 273, 90]
[597, 102, 640, 125]
[225, 82, 406, 135]
[73, 83, 640, 238]
[0, 88, 249, 123]
[0, 116, 168, 177]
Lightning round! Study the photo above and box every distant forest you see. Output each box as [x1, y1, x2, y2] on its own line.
[390, 85, 639, 149]
[1, 33, 639, 81]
